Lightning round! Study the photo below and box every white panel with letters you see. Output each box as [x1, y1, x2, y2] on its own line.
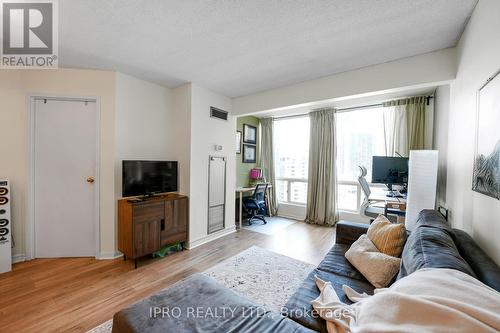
[0, 179, 12, 274]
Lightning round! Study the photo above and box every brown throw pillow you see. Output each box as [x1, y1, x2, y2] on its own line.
[367, 215, 407, 257]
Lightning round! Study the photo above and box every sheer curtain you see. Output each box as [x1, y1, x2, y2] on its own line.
[259, 118, 278, 215]
[383, 96, 427, 156]
[305, 108, 338, 226]
[383, 104, 408, 156]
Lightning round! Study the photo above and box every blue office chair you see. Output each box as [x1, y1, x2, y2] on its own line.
[242, 183, 268, 225]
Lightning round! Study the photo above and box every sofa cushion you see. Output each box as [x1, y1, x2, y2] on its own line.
[367, 215, 407, 257]
[452, 229, 500, 292]
[282, 269, 374, 333]
[112, 273, 314, 333]
[317, 243, 367, 281]
[398, 223, 476, 280]
[415, 209, 454, 231]
[345, 235, 401, 288]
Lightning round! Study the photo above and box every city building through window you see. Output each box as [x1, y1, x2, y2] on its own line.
[274, 116, 310, 205]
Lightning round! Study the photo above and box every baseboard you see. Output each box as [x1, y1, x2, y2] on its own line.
[276, 213, 303, 221]
[96, 251, 123, 260]
[12, 253, 26, 263]
[186, 227, 236, 249]
[276, 203, 306, 221]
[11, 252, 124, 261]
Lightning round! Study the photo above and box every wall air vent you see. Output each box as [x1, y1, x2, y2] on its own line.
[210, 107, 228, 121]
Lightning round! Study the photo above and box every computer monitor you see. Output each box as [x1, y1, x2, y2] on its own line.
[371, 156, 409, 188]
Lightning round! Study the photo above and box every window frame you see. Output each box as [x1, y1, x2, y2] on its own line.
[276, 177, 308, 206]
[337, 179, 385, 213]
[273, 116, 310, 206]
[272, 105, 390, 212]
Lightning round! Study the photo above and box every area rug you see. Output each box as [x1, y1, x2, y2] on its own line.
[204, 246, 314, 312]
[87, 320, 112, 333]
[242, 216, 298, 235]
[87, 246, 314, 332]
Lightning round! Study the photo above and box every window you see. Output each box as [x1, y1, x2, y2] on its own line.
[336, 107, 386, 211]
[274, 117, 310, 204]
[272, 107, 386, 211]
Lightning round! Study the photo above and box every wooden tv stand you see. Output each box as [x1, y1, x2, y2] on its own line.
[118, 193, 189, 268]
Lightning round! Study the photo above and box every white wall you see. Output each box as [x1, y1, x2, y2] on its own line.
[188, 84, 236, 247]
[114, 73, 190, 197]
[233, 48, 456, 115]
[445, 0, 500, 264]
[277, 204, 306, 221]
[115, 73, 172, 197]
[433, 85, 451, 207]
[170, 84, 192, 196]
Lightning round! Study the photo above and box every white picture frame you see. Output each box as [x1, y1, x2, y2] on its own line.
[236, 131, 242, 154]
[472, 69, 500, 200]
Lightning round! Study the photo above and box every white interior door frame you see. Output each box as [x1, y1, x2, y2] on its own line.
[26, 94, 101, 260]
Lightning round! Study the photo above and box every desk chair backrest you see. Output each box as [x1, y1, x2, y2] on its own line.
[253, 183, 268, 203]
[358, 166, 371, 199]
[358, 166, 371, 217]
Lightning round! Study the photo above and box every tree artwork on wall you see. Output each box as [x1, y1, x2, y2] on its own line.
[472, 69, 500, 200]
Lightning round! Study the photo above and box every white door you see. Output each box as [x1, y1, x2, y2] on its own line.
[34, 98, 98, 258]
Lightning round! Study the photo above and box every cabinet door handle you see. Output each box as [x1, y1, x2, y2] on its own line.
[161, 219, 165, 231]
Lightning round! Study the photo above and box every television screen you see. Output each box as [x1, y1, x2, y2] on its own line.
[371, 156, 409, 185]
[122, 160, 178, 197]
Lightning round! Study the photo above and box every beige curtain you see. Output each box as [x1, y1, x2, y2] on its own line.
[383, 96, 427, 156]
[305, 109, 338, 226]
[259, 118, 278, 215]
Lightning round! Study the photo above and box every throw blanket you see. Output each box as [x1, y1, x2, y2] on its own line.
[311, 268, 500, 333]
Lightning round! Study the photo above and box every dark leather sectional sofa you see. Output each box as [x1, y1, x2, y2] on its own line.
[112, 210, 500, 333]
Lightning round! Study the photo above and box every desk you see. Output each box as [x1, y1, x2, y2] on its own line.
[235, 184, 273, 230]
[369, 189, 406, 202]
[370, 190, 407, 223]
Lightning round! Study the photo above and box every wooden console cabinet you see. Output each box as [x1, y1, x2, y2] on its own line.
[118, 194, 188, 268]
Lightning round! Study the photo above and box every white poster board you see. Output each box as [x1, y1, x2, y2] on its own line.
[405, 150, 438, 231]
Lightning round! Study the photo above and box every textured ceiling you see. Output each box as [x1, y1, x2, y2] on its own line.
[59, 0, 477, 97]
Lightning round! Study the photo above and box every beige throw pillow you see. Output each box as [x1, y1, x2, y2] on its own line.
[367, 215, 406, 257]
[345, 235, 401, 288]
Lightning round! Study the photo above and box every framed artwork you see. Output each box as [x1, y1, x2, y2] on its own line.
[472, 69, 500, 200]
[236, 131, 242, 154]
[243, 124, 257, 144]
[242, 144, 256, 163]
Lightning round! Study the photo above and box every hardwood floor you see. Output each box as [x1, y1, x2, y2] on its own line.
[0, 221, 335, 332]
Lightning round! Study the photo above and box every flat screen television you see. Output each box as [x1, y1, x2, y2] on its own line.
[371, 156, 409, 186]
[122, 160, 178, 197]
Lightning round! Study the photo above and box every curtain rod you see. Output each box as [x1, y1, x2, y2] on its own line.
[33, 97, 96, 103]
[271, 95, 434, 120]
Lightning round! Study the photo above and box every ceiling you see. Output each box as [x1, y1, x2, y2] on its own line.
[59, 0, 477, 98]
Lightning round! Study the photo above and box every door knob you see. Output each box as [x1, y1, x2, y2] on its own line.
[86, 176, 95, 183]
